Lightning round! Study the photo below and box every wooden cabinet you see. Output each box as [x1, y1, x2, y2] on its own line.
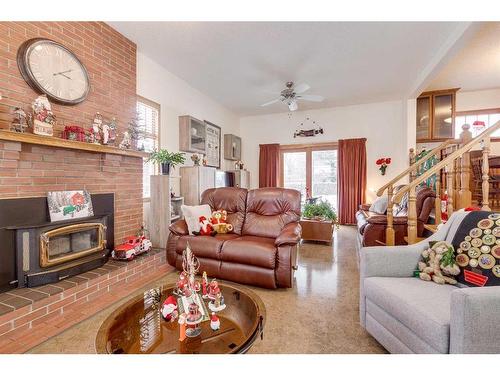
[224, 134, 242, 160]
[416, 88, 458, 142]
[179, 115, 207, 153]
[179, 166, 216, 205]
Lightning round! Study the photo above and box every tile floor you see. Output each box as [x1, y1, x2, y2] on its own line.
[29, 226, 386, 354]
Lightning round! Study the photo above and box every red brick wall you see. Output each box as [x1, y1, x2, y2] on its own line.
[0, 22, 142, 243]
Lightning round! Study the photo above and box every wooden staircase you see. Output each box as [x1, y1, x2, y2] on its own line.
[376, 121, 500, 245]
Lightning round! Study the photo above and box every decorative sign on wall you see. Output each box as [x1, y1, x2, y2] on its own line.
[293, 116, 324, 138]
[204, 121, 221, 168]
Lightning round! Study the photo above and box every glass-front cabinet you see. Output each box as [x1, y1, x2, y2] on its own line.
[416, 89, 457, 142]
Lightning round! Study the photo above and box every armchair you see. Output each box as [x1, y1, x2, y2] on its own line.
[360, 211, 500, 353]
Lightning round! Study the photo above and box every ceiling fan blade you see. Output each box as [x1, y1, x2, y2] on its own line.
[293, 83, 310, 94]
[260, 98, 280, 107]
[296, 94, 324, 102]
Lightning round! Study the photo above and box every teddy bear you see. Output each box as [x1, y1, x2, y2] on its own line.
[211, 210, 233, 234]
[417, 241, 460, 285]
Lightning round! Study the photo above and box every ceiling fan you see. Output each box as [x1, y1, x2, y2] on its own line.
[260, 81, 324, 111]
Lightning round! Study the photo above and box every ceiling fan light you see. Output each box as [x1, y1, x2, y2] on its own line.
[288, 100, 298, 111]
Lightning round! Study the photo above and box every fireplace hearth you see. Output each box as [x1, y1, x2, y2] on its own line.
[0, 193, 114, 290]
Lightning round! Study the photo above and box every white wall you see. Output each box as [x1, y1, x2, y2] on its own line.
[457, 88, 500, 112]
[239, 100, 408, 203]
[137, 52, 240, 225]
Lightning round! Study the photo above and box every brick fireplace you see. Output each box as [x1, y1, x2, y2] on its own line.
[0, 22, 142, 243]
[0, 23, 173, 352]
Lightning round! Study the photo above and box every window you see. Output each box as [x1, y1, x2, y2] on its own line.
[137, 96, 160, 199]
[280, 143, 338, 210]
[454, 109, 500, 139]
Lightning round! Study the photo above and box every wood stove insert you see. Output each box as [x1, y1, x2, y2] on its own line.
[0, 193, 114, 290]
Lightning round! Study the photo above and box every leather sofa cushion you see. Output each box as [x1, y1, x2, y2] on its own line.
[201, 187, 248, 235]
[221, 236, 277, 269]
[176, 234, 239, 260]
[364, 277, 455, 353]
[243, 188, 301, 238]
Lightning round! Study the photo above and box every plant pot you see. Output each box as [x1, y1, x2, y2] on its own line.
[160, 162, 171, 175]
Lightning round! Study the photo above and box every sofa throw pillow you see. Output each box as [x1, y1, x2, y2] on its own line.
[369, 195, 388, 214]
[451, 210, 500, 287]
[181, 204, 212, 235]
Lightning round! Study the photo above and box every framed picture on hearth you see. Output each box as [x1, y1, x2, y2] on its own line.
[47, 190, 94, 222]
[204, 121, 221, 168]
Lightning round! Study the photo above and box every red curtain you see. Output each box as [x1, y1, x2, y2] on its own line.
[338, 138, 367, 225]
[259, 144, 280, 188]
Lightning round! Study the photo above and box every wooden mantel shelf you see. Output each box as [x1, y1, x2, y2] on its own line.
[0, 130, 149, 158]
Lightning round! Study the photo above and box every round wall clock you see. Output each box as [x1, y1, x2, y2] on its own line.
[17, 38, 90, 105]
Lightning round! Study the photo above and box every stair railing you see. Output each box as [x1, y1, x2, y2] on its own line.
[392, 121, 500, 244]
[376, 140, 453, 246]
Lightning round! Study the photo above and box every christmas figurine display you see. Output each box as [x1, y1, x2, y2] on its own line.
[90, 112, 103, 144]
[10, 107, 30, 133]
[119, 130, 131, 149]
[32, 95, 56, 136]
[185, 302, 203, 337]
[210, 312, 220, 331]
[107, 117, 118, 145]
[202, 271, 209, 298]
[102, 121, 110, 145]
[161, 295, 178, 322]
[207, 279, 226, 312]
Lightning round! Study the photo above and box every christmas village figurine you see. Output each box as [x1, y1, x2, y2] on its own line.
[90, 112, 103, 144]
[10, 107, 30, 133]
[202, 271, 209, 298]
[107, 117, 118, 145]
[161, 295, 178, 322]
[210, 312, 220, 331]
[32, 95, 56, 136]
[119, 130, 132, 149]
[207, 279, 226, 312]
[185, 302, 203, 337]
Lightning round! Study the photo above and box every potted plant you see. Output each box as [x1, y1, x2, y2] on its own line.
[147, 149, 186, 175]
[302, 199, 339, 228]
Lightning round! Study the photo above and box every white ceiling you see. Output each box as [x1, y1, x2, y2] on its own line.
[427, 22, 500, 92]
[110, 22, 468, 116]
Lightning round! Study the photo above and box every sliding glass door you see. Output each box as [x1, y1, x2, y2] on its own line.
[280, 143, 338, 210]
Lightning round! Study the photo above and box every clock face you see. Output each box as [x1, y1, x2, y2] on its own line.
[17, 39, 90, 105]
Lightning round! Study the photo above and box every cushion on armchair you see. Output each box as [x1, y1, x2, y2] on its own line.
[451, 211, 500, 287]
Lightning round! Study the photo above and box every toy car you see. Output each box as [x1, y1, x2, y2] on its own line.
[112, 235, 152, 261]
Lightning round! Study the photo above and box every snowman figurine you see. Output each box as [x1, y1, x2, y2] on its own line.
[210, 312, 220, 331]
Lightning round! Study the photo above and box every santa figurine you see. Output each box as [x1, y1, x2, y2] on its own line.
[161, 295, 178, 322]
[194, 216, 216, 236]
[202, 271, 209, 298]
[210, 312, 220, 331]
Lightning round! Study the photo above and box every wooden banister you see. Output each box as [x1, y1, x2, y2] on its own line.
[393, 121, 500, 205]
[392, 120, 500, 244]
[376, 140, 453, 197]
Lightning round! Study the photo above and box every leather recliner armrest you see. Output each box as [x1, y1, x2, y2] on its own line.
[169, 219, 189, 236]
[366, 215, 408, 226]
[275, 222, 302, 247]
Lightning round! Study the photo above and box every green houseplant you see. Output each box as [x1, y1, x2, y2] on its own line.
[302, 200, 339, 227]
[147, 149, 186, 175]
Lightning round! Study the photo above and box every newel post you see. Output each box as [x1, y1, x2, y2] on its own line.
[482, 137, 491, 211]
[386, 185, 395, 246]
[458, 124, 472, 209]
[407, 186, 418, 244]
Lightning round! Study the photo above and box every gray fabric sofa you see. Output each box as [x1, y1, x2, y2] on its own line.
[359, 211, 500, 354]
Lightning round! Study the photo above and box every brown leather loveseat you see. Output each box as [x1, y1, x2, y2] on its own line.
[355, 185, 436, 247]
[167, 187, 302, 289]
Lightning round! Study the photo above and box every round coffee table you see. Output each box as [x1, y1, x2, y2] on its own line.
[95, 281, 266, 354]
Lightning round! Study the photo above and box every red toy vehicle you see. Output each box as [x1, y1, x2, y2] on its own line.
[112, 235, 152, 261]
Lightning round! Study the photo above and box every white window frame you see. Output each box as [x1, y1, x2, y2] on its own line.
[454, 108, 500, 140]
[137, 96, 160, 200]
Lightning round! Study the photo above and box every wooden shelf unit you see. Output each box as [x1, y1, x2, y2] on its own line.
[0, 130, 149, 158]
